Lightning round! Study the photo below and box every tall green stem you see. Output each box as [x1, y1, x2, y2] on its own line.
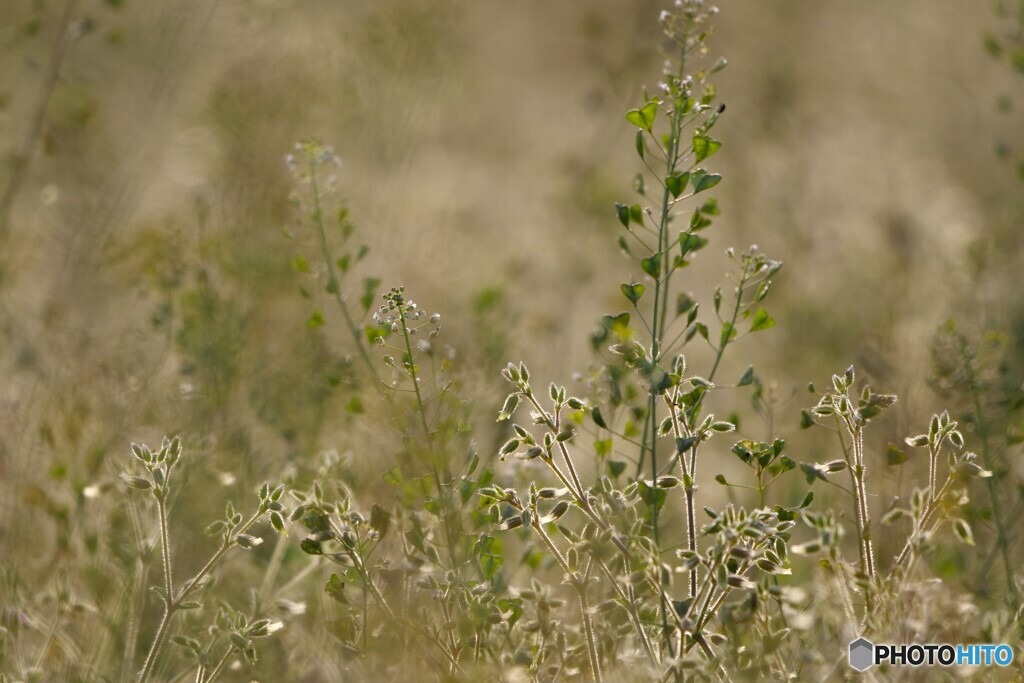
[960, 344, 1016, 600]
[307, 162, 380, 386]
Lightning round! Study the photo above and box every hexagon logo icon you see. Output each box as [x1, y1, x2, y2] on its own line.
[849, 638, 875, 671]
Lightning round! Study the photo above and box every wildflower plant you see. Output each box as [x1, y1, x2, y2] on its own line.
[4, 3, 1020, 683]
[286, 141, 512, 675]
[486, 2, 804, 678]
[120, 436, 288, 682]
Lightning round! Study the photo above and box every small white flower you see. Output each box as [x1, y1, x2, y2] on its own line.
[277, 599, 307, 616]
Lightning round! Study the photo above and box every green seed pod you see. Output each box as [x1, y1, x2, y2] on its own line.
[549, 501, 570, 521]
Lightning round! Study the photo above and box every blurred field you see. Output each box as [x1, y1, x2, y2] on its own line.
[1, 0, 1022, 679]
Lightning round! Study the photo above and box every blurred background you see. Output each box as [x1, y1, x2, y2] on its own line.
[1, 0, 1022, 678]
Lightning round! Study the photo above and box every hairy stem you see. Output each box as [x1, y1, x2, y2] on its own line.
[890, 476, 955, 577]
[577, 565, 603, 683]
[138, 510, 262, 683]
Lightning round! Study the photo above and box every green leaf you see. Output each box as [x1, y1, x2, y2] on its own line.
[689, 211, 712, 231]
[800, 463, 827, 485]
[750, 307, 775, 332]
[625, 100, 658, 132]
[607, 460, 626, 478]
[676, 293, 695, 318]
[307, 309, 325, 328]
[292, 255, 309, 273]
[800, 410, 814, 430]
[885, 443, 908, 466]
[636, 480, 667, 511]
[591, 406, 608, 429]
[364, 324, 387, 345]
[666, 172, 690, 198]
[361, 277, 381, 313]
[680, 233, 709, 253]
[738, 366, 754, 386]
[675, 435, 698, 452]
[346, 396, 364, 414]
[754, 280, 771, 303]
[635, 130, 645, 159]
[497, 393, 520, 421]
[615, 203, 630, 227]
[629, 204, 644, 225]
[479, 551, 504, 580]
[641, 256, 661, 279]
[699, 198, 720, 215]
[720, 322, 736, 346]
[382, 465, 403, 487]
[691, 170, 722, 194]
[621, 282, 646, 305]
[693, 134, 722, 162]
[325, 574, 346, 603]
[953, 518, 974, 546]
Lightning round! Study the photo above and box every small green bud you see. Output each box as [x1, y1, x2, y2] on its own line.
[236, 535, 264, 549]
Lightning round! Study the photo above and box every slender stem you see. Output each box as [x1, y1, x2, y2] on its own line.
[397, 308, 431, 442]
[32, 606, 63, 671]
[927, 444, 938, 503]
[137, 606, 174, 683]
[706, 265, 751, 385]
[890, 476, 955, 576]
[184, 513, 263, 606]
[522, 410, 724, 664]
[578, 561, 603, 683]
[595, 559, 657, 665]
[332, 518, 466, 673]
[438, 595, 461, 672]
[121, 559, 148, 683]
[533, 518, 602, 683]
[307, 162, 380, 385]
[850, 425, 875, 579]
[138, 510, 263, 683]
[960, 345, 1016, 600]
[201, 647, 234, 683]
[157, 497, 174, 603]
[683, 468, 699, 598]
[666, 393, 699, 597]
